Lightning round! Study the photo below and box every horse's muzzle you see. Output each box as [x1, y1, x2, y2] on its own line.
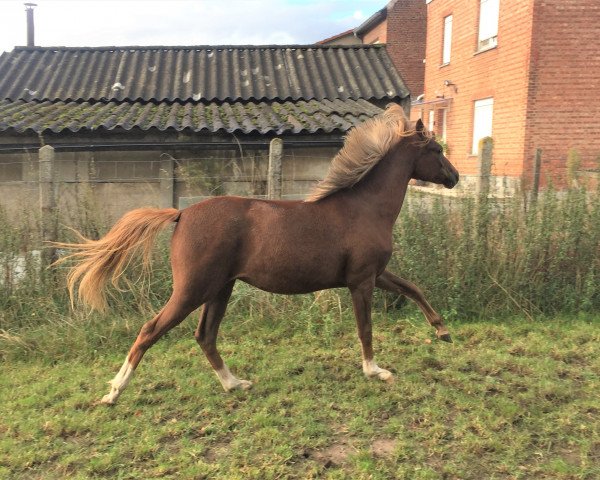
[443, 170, 459, 189]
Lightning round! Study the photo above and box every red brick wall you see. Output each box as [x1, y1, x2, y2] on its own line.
[424, 0, 600, 186]
[386, 0, 427, 96]
[525, 0, 600, 187]
[424, 0, 534, 178]
[362, 20, 388, 44]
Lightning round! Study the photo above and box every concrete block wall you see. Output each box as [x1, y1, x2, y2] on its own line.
[0, 143, 338, 222]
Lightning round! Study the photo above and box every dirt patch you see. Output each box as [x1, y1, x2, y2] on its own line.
[201, 434, 233, 463]
[204, 440, 231, 463]
[310, 442, 355, 468]
[371, 438, 397, 458]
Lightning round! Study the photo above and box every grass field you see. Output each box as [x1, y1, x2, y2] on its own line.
[2, 306, 599, 479]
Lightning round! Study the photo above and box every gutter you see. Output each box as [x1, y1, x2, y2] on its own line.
[354, 7, 387, 38]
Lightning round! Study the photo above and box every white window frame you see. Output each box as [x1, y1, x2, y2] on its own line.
[441, 109, 447, 141]
[442, 15, 453, 65]
[472, 98, 493, 154]
[478, 0, 499, 51]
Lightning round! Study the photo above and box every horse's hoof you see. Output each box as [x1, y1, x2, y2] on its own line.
[378, 370, 394, 383]
[238, 380, 253, 390]
[368, 368, 393, 383]
[100, 394, 116, 405]
[225, 379, 253, 392]
[439, 333, 453, 343]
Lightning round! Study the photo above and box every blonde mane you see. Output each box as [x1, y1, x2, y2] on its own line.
[306, 104, 417, 202]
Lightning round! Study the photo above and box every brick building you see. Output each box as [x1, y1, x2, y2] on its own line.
[355, 0, 427, 98]
[420, 0, 600, 190]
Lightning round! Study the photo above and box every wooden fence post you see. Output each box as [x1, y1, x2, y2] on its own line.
[39, 145, 57, 266]
[159, 154, 175, 208]
[476, 137, 493, 197]
[267, 138, 283, 200]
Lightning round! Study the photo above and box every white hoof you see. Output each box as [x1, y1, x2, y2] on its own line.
[99, 357, 135, 405]
[215, 364, 253, 392]
[100, 392, 117, 405]
[363, 359, 394, 383]
[373, 369, 394, 382]
[225, 379, 253, 392]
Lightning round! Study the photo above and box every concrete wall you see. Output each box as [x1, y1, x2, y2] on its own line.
[0, 132, 339, 222]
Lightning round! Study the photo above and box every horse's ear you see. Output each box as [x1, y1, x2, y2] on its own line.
[415, 118, 425, 133]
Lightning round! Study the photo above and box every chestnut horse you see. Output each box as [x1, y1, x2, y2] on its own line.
[58, 105, 459, 405]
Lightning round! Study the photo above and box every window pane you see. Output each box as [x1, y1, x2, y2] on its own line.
[443, 15, 452, 64]
[478, 0, 499, 45]
[472, 98, 493, 154]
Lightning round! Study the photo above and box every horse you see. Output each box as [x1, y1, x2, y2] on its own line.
[56, 104, 459, 405]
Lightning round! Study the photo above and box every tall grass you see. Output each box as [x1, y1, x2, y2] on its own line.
[391, 185, 600, 320]
[0, 185, 598, 347]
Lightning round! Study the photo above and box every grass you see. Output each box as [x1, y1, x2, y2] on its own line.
[1, 187, 598, 478]
[2, 306, 599, 479]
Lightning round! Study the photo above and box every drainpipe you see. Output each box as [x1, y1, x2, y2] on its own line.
[25, 3, 37, 47]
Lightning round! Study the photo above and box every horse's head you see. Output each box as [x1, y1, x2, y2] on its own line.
[410, 119, 459, 189]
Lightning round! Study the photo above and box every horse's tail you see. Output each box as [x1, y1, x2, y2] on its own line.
[54, 208, 180, 312]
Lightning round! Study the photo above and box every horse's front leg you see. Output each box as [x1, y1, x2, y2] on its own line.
[349, 278, 394, 383]
[376, 269, 452, 342]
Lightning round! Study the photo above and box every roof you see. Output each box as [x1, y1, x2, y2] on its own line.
[0, 98, 382, 135]
[0, 45, 409, 136]
[0, 45, 408, 103]
[354, 8, 387, 38]
[316, 30, 358, 45]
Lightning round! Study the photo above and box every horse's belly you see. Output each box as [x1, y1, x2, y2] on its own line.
[236, 256, 345, 294]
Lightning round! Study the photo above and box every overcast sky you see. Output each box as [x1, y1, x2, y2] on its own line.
[0, 0, 384, 53]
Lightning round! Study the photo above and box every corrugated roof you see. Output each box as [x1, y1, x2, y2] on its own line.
[0, 98, 384, 134]
[0, 45, 409, 103]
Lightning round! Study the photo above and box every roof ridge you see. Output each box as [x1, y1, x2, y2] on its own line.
[1, 45, 408, 103]
[12, 44, 383, 53]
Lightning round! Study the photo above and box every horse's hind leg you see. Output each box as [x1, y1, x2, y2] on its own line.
[194, 281, 252, 392]
[376, 269, 452, 342]
[100, 292, 200, 405]
[350, 279, 394, 383]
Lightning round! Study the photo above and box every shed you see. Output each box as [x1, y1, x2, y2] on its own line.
[0, 45, 409, 220]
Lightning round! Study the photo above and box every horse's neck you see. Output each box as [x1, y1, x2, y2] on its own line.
[345, 148, 413, 227]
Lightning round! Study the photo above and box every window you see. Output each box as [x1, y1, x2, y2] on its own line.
[478, 0, 499, 51]
[442, 15, 453, 64]
[472, 98, 493, 154]
[428, 110, 435, 132]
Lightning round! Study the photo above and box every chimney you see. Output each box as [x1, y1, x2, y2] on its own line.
[25, 3, 37, 47]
